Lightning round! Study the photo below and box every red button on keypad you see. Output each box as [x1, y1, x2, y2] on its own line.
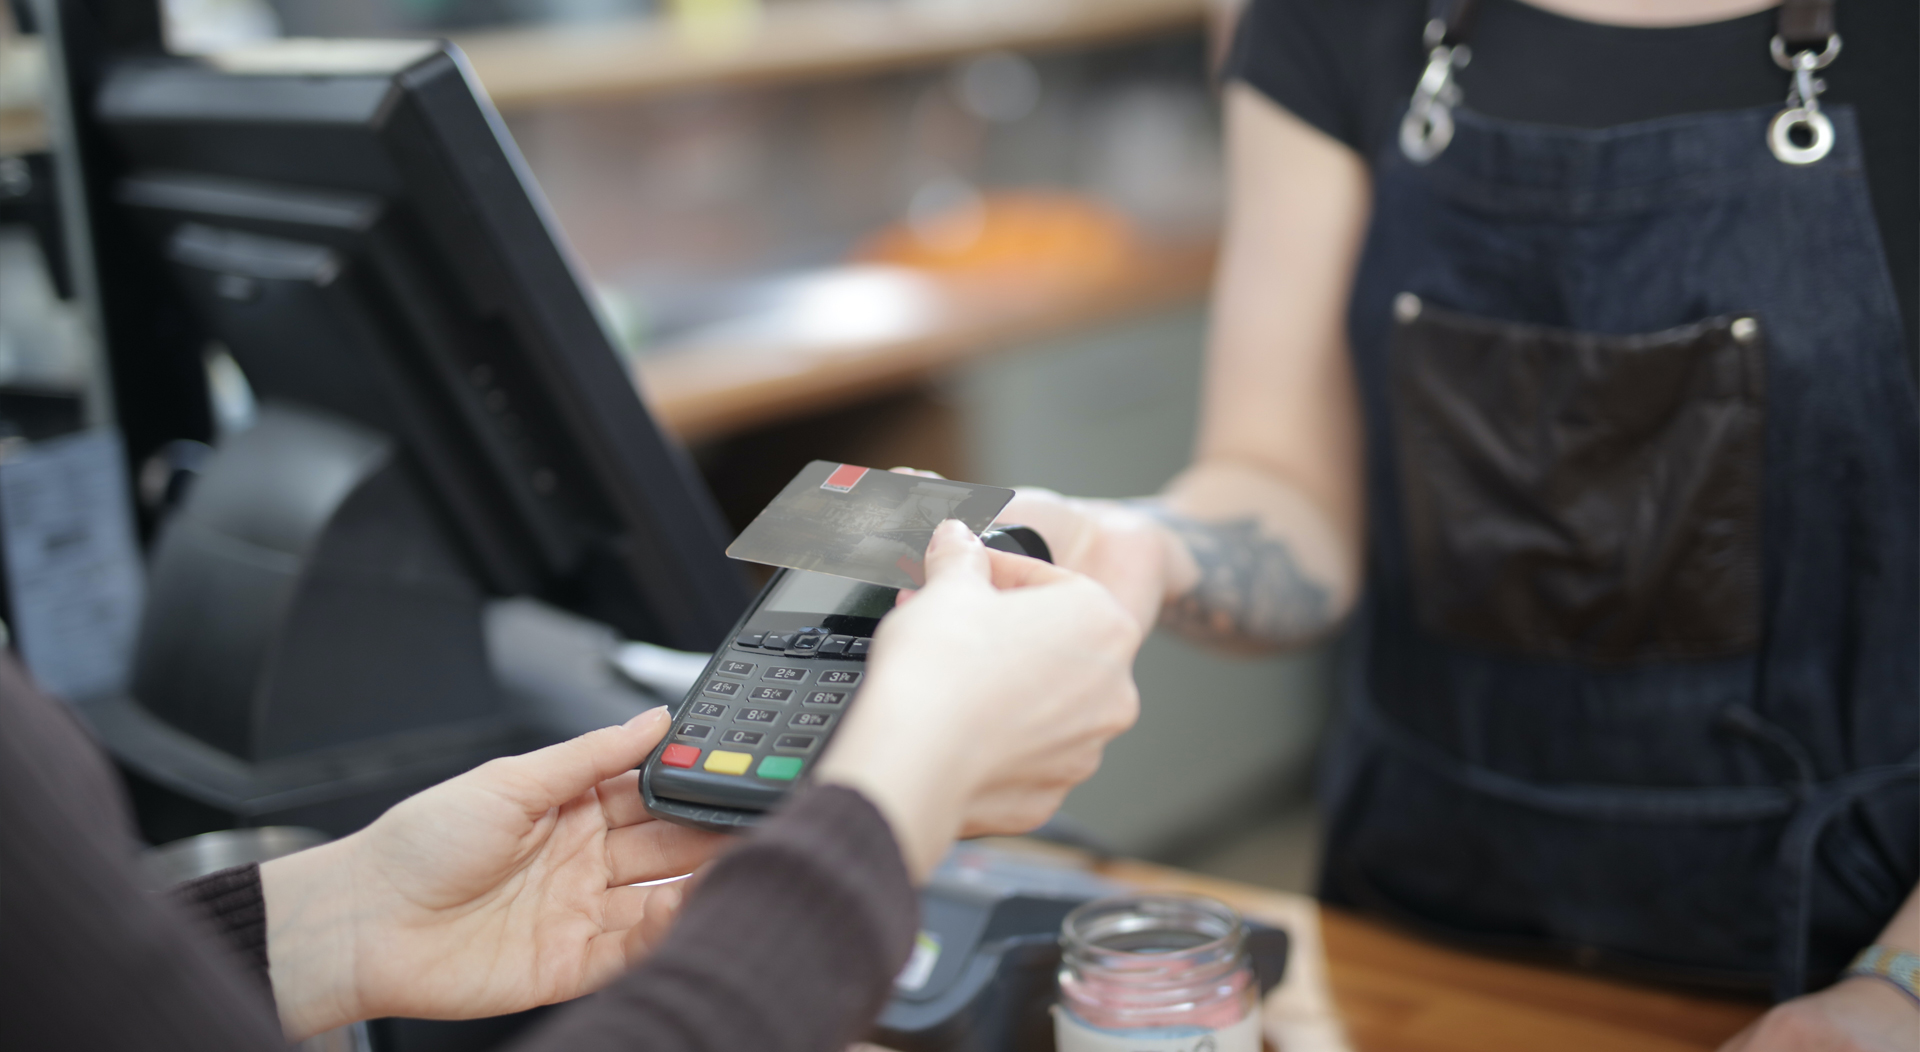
[660, 743, 701, 768]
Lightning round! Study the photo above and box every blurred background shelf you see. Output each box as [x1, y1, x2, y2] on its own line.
[456, 0, 1207, 111]
[0, 0, 1212, 150]
[0, 106, 42, 154]
[635, 239, 1214, 441]
[0, 28, 46, 154]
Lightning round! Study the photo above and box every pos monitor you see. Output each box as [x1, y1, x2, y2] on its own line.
[63, 34, 752, 837]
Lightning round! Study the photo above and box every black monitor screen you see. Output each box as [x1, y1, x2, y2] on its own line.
[96, 40, 749, 650]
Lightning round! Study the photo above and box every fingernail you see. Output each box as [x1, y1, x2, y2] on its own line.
[628, 707, 668, 728]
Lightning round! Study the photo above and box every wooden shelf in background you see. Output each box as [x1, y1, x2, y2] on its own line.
[0, 105, 45, 155]
[1, 0, 1204, 147]
[632, 239, 1216, 443]
[455, 0, 1205, 112]
[0, 34, 47, 155]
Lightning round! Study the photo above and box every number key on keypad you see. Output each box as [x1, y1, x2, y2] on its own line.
[717, 659, 756, 677]
[689, 701, 727, 719]
[721, 729, 764, 747]
[702, 679, 741, 697]
[765, 666, 808, 682]
[749, 687, 793, 702]
[817, 670, 862, 686]
[738, 708, 778, 724]
[803, 691, 846, 707]
[790, 712, 833, 729]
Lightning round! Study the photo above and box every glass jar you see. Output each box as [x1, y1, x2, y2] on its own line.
[1055, 894, 1262, 1052]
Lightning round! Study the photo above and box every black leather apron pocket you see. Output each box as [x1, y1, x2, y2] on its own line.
[1390, 296, 1765, 664]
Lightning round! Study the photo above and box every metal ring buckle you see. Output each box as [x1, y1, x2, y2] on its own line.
[1770, 33, 1841, 71]
[1399, 42, 1468, 164]
[1766, 33, 1840, 165]
[1768, 106, 1834, 165]
[1400, 100, 1454, 164]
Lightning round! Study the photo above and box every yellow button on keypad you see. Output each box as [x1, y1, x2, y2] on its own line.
[703, 750, 753, 775]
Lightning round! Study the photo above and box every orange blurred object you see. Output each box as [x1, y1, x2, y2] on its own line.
[855, 191, 1137, 279]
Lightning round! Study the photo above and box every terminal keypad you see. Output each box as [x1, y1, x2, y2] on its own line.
[653, 631, 873, 805]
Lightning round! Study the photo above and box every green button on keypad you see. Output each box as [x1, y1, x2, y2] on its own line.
[756, 755, 803, 781]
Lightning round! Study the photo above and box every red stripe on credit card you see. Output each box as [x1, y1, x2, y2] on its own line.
[821, 464, 869, 492]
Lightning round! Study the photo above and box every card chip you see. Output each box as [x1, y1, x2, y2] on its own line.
[821, 464, 869, 492]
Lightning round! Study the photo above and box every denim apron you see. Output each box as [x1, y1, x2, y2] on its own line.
[1316, 1, 1918, 1000]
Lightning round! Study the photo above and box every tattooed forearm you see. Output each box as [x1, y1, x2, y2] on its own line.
[1129, 505, 1335, 647]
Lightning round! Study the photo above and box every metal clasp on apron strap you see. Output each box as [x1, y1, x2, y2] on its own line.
[1767, 32, 1841, 165]
[1398, 0, 1845, 167]
[1399, 1, 1478, 164]
[1400, 19, 1470, 164]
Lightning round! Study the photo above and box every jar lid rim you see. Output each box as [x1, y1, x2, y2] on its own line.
[1060, 893, 1245, 962]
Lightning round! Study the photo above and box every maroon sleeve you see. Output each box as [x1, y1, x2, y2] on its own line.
[1, 646, 916, 1052]
[170, 864, 272, 999]
[513, 784, 920, 1052]
[0, 660, 290, 1052]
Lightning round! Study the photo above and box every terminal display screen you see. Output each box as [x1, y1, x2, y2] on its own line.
[763, 570, 898, 620]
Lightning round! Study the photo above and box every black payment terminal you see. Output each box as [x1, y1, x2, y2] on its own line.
[641, 526, 1051, 832]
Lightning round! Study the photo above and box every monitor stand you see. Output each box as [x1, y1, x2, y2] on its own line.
[77, 403, 660, 841]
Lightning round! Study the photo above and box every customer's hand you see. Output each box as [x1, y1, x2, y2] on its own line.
[995, 486, 1174, 631]
[1717, 978, 1919, 1051]
[815, 518, 1144, 879]
[259, 710, 726, 1039]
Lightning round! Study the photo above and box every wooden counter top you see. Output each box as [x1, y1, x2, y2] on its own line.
[1094, 858, 1768, 1052]
[632, 240, 1216, 443]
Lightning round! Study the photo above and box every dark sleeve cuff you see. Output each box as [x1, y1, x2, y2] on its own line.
[168, 863, 272, 999]
[521, 783, 919, 1052]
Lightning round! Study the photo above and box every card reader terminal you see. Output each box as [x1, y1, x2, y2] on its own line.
[641, 526, 1051, 832]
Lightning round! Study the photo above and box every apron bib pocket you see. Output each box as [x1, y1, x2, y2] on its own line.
[1390, 296, 1766, 664]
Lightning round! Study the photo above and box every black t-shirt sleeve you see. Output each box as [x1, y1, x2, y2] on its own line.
[1223, 0, 1428, 159]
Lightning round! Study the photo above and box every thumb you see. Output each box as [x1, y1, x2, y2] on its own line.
[487, 707, 671, 816]
[919, 519, 990, 592]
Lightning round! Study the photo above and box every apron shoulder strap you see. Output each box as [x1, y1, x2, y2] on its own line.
[1778, 0, 1836, 51]
[1424, 0, 1480, 48]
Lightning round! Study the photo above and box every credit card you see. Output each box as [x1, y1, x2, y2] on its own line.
[725, 461, 1015, 589]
